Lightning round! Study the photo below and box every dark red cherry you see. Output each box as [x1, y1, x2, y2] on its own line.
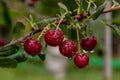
[74, 53, 89, 68]
[80, 36, 97, 51]
[59, 40, 77, 58]
[24, 37, 41, 56]
[44, 29, 64, 46]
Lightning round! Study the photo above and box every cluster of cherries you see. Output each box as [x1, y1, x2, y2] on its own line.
[20, 0, 40, 7]
[24, 29, 97, 68]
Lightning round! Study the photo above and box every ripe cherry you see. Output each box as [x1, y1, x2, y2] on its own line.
[80, 36, 97, 51]
[59, 40, 77, 58]
[44, 29, 64, 46]
[74, 53, 89, 68]
[0, 38, 5, 46]
[24, 37, 41, 56]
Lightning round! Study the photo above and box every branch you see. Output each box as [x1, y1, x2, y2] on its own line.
[4, 31, 32, 47]
[103, 6, 120, 13]
[53, 6, 120, 24]
[4, 6, 120, 47]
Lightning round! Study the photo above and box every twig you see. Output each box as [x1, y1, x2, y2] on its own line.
[4, 31, 32, 47]
[103, 6, 120, 13]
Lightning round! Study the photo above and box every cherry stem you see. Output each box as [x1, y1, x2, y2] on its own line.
[37, 25, 49, 40]
[85, 23, 89, 37]
[76, 28, 81, 53]
[87, 0, 92, 11]
[56, 12, 68, 30]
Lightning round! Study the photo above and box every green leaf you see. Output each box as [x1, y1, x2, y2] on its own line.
[106, 24, 120, 36]
[38, 52, 46, 61]
[13, 22, 25, 39]
[0, 58, 17, 68]
[58, 2, 68, 11]
[75, 0, 81, 7]
[29, 14, 34, 23]
[1, 1, 12, 27]
[60, 24, 77, 41]
[13, 54, 27, 63]
[0, 45, 20, 57]
[92, 5, 105, 20]
[37, 17, 59, 27]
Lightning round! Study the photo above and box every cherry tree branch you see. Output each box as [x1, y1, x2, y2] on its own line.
[4, 6, 120, 47]
[4, 31, 32, 47]
[103, 6, 120, 13]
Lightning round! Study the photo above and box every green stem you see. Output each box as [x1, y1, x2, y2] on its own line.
[37, 25, 49, 40]
[56, 17, 63, 30]
[56, 12, 68, 30]
[76, 28, 81, 53]
[80, 1, 83, 12]
[87, 0, 92, 11]
[84, 23, 89, 37]
[77, 7, 81, 14]
[75, 0, 83, 14]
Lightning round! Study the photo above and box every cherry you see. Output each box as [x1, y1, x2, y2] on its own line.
[24, 37, 41, 56]
[44, 29, 64, 46]
[59, 40, 77, 58]
[0, 38, 5, 46]
[74, 53, 89, 68]
[80, 36, 97, 51]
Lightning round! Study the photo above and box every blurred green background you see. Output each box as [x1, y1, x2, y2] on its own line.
[0, 0, 120, 80]
[0, 56, 120, 80]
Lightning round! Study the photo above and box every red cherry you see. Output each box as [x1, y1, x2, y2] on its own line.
[0, 38, 5, 46]
[80, 36, 97, 51]
[59, 40, 77, 58]
[44, 29, 64, 46]
[24, 37, 41, 56]
[74, 53, 89, 68]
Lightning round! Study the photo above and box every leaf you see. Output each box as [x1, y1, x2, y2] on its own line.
[0, 45, 20, 57]
[60, 24, 77, 41]
[13, 54, 27, 63]
[1, 1, 12, 27]
[38, 52, 46, 61]
[106, 24, 120, 36]
[92, 5, 105, 20]
[37, 17, 59, 27]
[0, 58, 17, 68]
[13, 22, 25, 39]
[29, 14, 34, 23]
[75, 0, 81, 7]
[58, 2, 68, 11]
